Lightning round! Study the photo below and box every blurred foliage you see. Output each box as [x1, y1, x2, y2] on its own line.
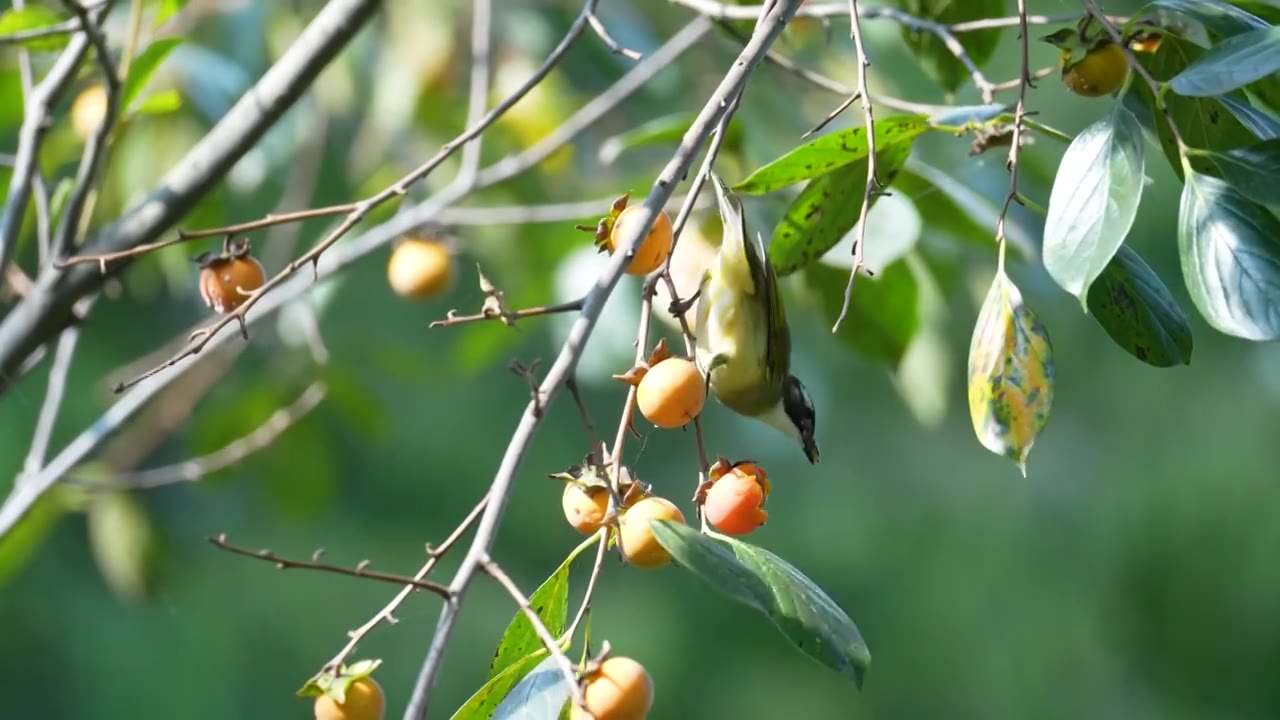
[2, 0, 1280, 718]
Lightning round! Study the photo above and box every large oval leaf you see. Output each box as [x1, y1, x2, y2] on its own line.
[450, 650, 551, 720]
[1207, 139, 1280, 206]
[649, 519, 870, 687]
[967, 267, 1055, 476]
[489, 543, 579, 678]
[894, 0, 1005, 93]
[1178, 171, 1280, 339]
[733, 115, 928, 194]
[492, 654, 574, 720]
[1220, 94, 1280, 140]
[769, 141, 912, 276]
[1170, 25, 1280, 97]
[1086, 245, 1194, 367]
[1043, 104, 1147, 307]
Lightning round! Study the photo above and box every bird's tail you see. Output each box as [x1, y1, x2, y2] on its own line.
[709, 172, 759, 296]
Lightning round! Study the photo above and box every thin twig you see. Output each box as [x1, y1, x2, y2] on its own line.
[561, 529, 609, 642]
[68, 382, 327, 489]
[481, 557, 586, 711]
[565, 377, 599, 447]
[437, 193, 703, 226]
[430, 298, 585, 328]
[8, 0, 54, 270]
[53, 0, 122, 260]
[209, 534, 452, 598]
[587, 11, 642, 59]
[323, 495, 490, 673]
[832, 0, 879, 333]
[994, 0, 1033, 261]
[0, 18, 82, 45]
[18, 297, 97, 483]
[402, 5, 804, 717]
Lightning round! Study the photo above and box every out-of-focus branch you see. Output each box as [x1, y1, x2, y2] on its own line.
[994, 0, 1033, 259]
[457, 0, 493, 188]
[402, 3, 805, 717]
[18, 296, 97, 484]
[0, 0, 382, 397]
[0, 18, 81, 45]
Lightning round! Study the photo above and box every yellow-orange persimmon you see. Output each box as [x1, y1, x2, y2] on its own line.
[570, 656, 655, 720]
[562, 483, 610, 535]
[1062, 41, 1129, 97]
[618, 497, 685, 568]
[636, 358, 704, 429]
[314, 676, 385, 720]
[608, 204, 672, 276]
[388, 238, 453, 299]
[704, 468, 769, 536]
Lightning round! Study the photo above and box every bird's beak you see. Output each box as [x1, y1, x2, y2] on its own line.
[804, 437, 820, 464]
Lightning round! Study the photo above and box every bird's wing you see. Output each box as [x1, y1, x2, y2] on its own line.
[754, 230, 791, 385]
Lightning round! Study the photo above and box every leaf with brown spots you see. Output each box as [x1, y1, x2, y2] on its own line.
[1086, 245, 1193, 367]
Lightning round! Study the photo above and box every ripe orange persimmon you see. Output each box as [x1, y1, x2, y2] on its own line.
[570, 656, 655, 720]
[388, 238, 453, 299]
[1062, 40, 1128, 97]
[636, 358, 704, 429]
[704, 468, 769, 536]
[314, 676, 385, 720]
[196, 239, 266, 314]
[562, 483, 610, 535]
[618, 497, 685, 568]
[609, 204, 672, 276]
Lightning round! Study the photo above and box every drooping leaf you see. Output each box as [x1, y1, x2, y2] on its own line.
[1126, 33, 1262, 178]
[967, 267, 1055, 475]
[808, 260, 921, 369]
[449, 650, 551, 720]
[1145, 0, 1269, 37]
[121, 38, 184, 114]
[130, 88, 183, 117]
[1207, 139, 1280, 205]
[1170, 25, 1280, 97]
[768, 141, 912, 276]
[87, 489, 158, 603]
[492, 654, 575, 720]
[733, 115, 929, 194]
[891, 161, 1037, 260]
[489, 537, 589, 679]
[893, 0, 1006, 93]
[1086, 245, 1194, 367]
[1220, 93, 1280, 139]
[598, 111, 743, 165]
[649, 519, 870, 686]
[1178, 170, 1280, 339]
[0, 6, 68, 51]
[1043, 103, 1147, 307]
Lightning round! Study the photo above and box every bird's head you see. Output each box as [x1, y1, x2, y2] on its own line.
[782, 375, 819, 464]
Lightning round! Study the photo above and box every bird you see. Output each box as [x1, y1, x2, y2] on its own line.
[687, 172, 820, 464]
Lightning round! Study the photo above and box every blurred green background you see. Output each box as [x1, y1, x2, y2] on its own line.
[3, 0, 1280, 718]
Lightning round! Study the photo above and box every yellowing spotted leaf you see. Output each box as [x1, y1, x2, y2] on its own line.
[967, 268, 1055, 475]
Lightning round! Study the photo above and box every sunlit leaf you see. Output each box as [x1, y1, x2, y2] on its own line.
[154, 0, 188, 27]
[1178, 171, 1280, 339]
[1145, 0, 1269, 37]
[490, 538, 588, 679]
[769, 141, 912, 276]
[492, 654, 574, 720]
[1087, 245, 1194, 367]
[1126, 33, 1261, 178]
[893, 0, 1005, 93]
[733, 115, 929, 194]
[967, 267, 1055, 475]
[449, 650, 551, 720]
[121, 38, 184, 114]
[130, 88, 183, 117]
[1043, 104, 1147, 307]
[1207, 139, 1280, 205]
[649, 520, 870, 686]
[0, 6, 68, 51]
[807, 261, 921, 369]
[1170, 25, 1280, 97]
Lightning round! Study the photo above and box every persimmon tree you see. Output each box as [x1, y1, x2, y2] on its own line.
[1, 0, 1277, 718]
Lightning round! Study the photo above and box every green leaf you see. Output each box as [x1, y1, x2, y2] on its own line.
[0, 488, 68, 587]
[649, 519, 870, 686]
[1126, 32, 1263, 178]
[121, 38, 184, 114]
[1207, 139, 1280, 205]
[768, 141, 912, 276]
[967, 267, 1055, 475]
[894, 0, 1006, 93]
[808, 260, 921, 368]
[1086, 245, 1194, 367]
[0, 7, 68, 51]
[1178, 170, 1280, 339]
[449, 650, 551, 720]
[492, 654, 574, 720]
[1043, 104, 1147, 307]
[1225, 0, 1280, 25]
[87, 489, 158, 603]
[1146, 0, 1269, 37]
[599, 111, 742, 165]
[489, 537, 589, 679]
[129, 88, 183, 117]
[1220, 93, 1280, 140]
[154, 0, 188, 27]
[891, 161, 1036, 260]
[1170, 26, 1280, 97]
[733, 115, 929, 194]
